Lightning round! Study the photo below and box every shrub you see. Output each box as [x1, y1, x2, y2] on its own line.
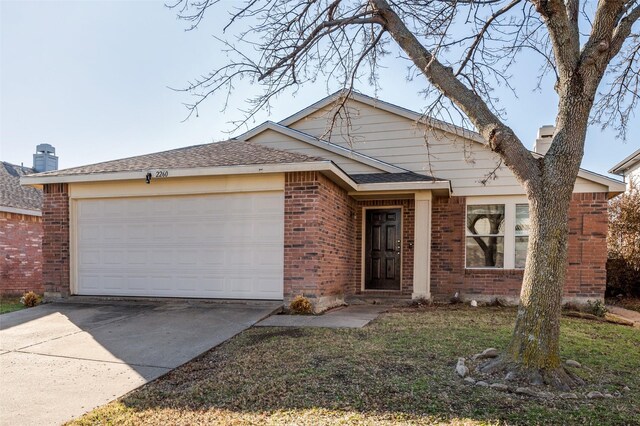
[607, 179, 640, 297]
[606, 257, 640, 297]
[585, 299, 608, 317]
[20, 291, 41, 308]
[289, 295, 313, 314]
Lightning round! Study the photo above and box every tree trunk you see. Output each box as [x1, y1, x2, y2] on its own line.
[496, 95, 591, 389]
[506, 188, 570, 370]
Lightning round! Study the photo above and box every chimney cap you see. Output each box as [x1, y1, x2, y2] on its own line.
[36, 143, 56, 154]
[536, 125, 555, 139]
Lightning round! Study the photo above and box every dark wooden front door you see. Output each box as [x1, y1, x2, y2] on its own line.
[365, 209, 401, 290]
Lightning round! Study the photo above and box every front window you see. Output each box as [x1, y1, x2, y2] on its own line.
[466, 204, 505, 268]
[465, 200, 530, 269]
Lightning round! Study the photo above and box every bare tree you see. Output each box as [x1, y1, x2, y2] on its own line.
[169, 0, 640, 389]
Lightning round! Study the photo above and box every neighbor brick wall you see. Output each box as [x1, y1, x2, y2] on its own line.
[354, 199, 415, 296]
[284, 172, 356, 308]
[0, 211, 43, 296]
[42, 183, 70, 298]
[430, 193, 608, 301]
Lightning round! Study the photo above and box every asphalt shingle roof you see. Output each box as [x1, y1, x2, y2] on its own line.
[350, 172, 439, 184]
[0, 162, 43, 211]
[33, 140, 324, 178]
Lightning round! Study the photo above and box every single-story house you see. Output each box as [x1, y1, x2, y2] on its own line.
[1, 144, 60, 295]
[609, 148, 640, 191]
[22, 93, 625, 310]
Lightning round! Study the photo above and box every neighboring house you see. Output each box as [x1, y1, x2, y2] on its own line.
[22, 93, 625, 310]
[609, 148, 640, 191]
[1, 145, 58, 296]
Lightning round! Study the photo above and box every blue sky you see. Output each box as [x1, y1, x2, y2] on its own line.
[1, 0, 638, 178]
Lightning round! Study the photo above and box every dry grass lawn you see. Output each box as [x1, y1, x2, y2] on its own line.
[0, 297, 24, 314]
[69, 306, 639, 425]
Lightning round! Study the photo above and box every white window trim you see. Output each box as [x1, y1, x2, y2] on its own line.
[466, 195, 528, 270]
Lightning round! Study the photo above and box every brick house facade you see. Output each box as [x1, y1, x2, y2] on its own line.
[25, 93, 624, 310]
[39, 175, 610, 309]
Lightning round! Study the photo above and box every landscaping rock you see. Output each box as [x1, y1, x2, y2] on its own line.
[504, 371, 516, 381]
[475, 348, 499, 359]
[515, 387, 539, 397]
[530, 371, 544, 386]
[470, 300, 478, 307]
[475, 381, 489, 387]
[587, 391, 604, 399]
[464, 377, 476, 385]
[560, 393, 578, 399]
[604, 393, 614, 399]
[490, 383, 509, 391]
[455, 358, 469, 378]
[538, 391, 555, 399]
[565, 359, 582, 368]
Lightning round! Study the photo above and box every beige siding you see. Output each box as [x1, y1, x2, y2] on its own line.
[288, 101, 608, 195]
[247, 128, 383, 174]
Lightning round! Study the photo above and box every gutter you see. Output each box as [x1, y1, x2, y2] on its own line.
[0, 206, 42, 216]
[21, 160, 452, 196]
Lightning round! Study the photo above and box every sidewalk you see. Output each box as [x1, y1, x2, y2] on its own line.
[255, 304, 386, 328]
[606, 305, 640, 327]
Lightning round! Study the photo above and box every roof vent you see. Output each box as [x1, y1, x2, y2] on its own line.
[33, 143, 58, 173]
[533, 125, 555, 156]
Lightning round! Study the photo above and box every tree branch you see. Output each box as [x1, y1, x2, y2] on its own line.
[370, 0, 539, 189]
[530, 0, 580, 80]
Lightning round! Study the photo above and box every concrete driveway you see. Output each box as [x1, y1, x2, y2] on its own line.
[0, 299, 280, 426]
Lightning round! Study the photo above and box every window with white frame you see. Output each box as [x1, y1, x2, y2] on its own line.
[465, 199, 530, 269]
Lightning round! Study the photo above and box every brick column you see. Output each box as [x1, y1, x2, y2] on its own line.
[42, 183, 70, 299]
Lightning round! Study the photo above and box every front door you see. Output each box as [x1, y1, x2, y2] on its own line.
[365, 209, 401, 290]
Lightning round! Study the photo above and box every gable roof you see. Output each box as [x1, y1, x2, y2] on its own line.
[609, 148, 640, 176]
[276, 90, 625, 194]
[0, 162, 43, 215]
[279, 90, 485, 143]
[235, 121, 409, 174]
[29, 140, 322, 178]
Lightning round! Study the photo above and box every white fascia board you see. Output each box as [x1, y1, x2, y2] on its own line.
[530, 150, 625, 192]
[236, 121, 407, 174]
[577, 169, 626, 192]
[21, 161, 339, 186]
[608, 148, 640, 175]
[20, 159, 454, 196]
[277, 90, 485, 143]
[0, 206, 42, 216]
[356, 180, 451, 193]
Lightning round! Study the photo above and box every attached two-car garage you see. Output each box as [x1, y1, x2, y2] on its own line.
[72, 178, 285, 300]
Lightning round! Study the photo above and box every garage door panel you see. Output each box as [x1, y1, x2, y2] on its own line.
[76, 192, 284, 300]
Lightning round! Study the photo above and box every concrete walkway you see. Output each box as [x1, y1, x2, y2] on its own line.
[0, 300, 280, 426]
[606, 305, 640, 326]
[256, 304, 386, 328]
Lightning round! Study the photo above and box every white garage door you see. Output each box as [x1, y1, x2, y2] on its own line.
[75, 192, 284, 300]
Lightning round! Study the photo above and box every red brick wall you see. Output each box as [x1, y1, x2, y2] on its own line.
[283, 172, 356, 307]
[354, 199, 415, 296]
[0, 211, 43, 296]
[430, 193, 608, 301]
[42, 183, 70, 298]
[565, 192, 608, 297]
